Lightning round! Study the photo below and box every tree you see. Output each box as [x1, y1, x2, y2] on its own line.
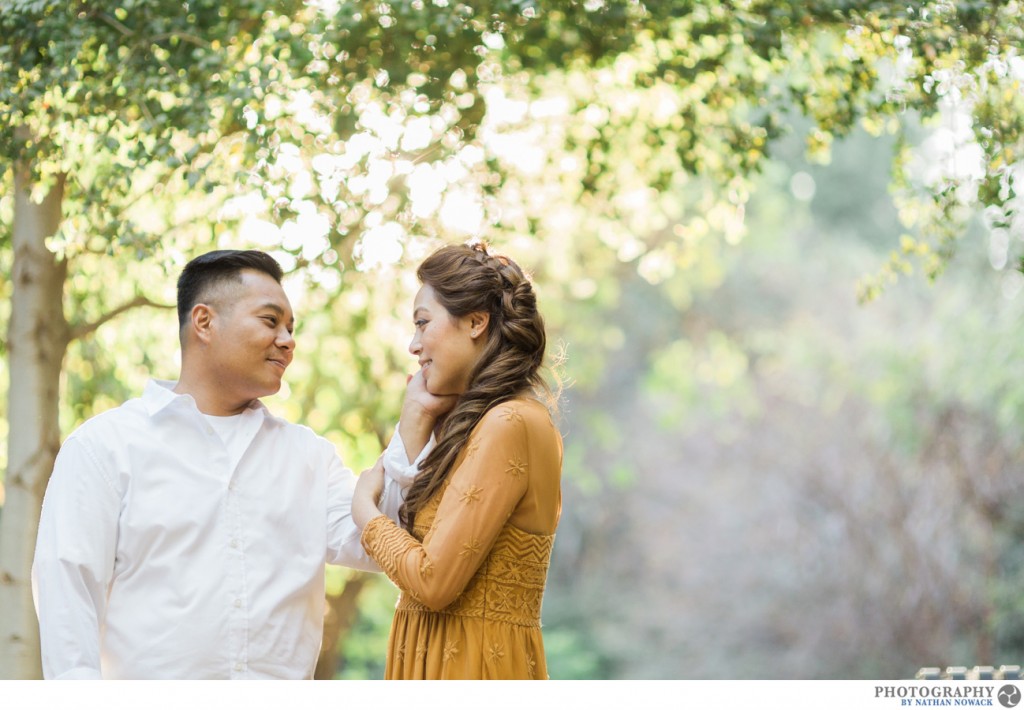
[0, 1, 305, 677]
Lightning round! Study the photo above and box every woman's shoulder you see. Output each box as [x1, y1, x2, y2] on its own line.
[478, 396, 557, 434]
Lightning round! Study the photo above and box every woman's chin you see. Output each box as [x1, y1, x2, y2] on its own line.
[425, 380, 459, 398]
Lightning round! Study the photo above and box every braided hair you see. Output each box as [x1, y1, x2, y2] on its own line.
[399, 242, 548, 531]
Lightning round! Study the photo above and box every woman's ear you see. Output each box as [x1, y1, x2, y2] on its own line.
[468, 311, 490, 339]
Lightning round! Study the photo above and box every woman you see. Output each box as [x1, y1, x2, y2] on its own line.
[352, 242, 562, 679]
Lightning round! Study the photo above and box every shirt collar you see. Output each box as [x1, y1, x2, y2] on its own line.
[142, 380, 270, 419]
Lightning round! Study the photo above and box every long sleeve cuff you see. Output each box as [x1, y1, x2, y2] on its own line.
[382, 425, 435, 489]
[360, 514, 420, 589]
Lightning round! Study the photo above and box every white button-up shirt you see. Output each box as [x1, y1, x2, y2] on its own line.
[32, 380, 406, 680]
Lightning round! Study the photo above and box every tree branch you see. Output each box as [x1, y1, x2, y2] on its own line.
[150, 32, 210, 48]
[98, 14, 210, 50]
[69, 295, 175, 342]
[98, 12, 134, 38]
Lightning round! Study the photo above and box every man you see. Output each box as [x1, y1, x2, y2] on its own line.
[32, 249, 405, 679]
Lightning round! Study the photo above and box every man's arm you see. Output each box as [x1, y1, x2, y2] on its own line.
[325, 430, 425, 570]
[327, 370, 452, 567]
[325, 437, 394, 571]
[351, 424, 434, 531]
[32, 435, 120, 680]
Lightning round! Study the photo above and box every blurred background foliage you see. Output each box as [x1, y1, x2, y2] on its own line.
[3, 0, 1024, 679]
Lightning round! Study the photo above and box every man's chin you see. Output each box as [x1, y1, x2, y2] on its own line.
[255, 380, 283, 398]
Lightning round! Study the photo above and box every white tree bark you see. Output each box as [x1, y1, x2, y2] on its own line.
[0, 167, 68, 679]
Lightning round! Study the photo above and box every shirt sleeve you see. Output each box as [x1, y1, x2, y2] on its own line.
[32, 435, 121, 680]
[361, 406, 530, 611]
[324, 447, 383, 572]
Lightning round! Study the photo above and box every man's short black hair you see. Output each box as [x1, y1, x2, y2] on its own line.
[176, 250, 284, 330]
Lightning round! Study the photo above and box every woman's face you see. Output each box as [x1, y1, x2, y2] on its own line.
[409, 284, 485, 396]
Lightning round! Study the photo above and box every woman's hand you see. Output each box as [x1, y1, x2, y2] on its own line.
[398, 368, 458, 461]
[352, 457, 386, 529]
[403, 368, 458, 420]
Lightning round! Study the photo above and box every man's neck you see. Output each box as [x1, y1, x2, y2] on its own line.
[173, 375, 254, 417]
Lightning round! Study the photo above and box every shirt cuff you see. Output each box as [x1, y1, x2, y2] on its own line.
[51, 667, 103, 680]
[382, 425, 435, 488]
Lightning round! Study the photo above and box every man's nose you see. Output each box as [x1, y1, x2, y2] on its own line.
[278, 328, 295, 351]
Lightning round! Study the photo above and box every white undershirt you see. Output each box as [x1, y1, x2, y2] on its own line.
[202, 412, 252, 471]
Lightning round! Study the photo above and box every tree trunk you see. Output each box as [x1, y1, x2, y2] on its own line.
[314, 572, 371, 680]
[0, 167, 68, 679]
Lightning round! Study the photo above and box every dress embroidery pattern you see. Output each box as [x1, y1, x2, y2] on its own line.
[460, 485, 483, 504]
[442, 641, 459, 663]
[395, 525, 554, 626]
[460, 538, 482, 558]
[505, 455, 527, 479]
[500, 406, 524, 424]
[493, 586, 517, 612]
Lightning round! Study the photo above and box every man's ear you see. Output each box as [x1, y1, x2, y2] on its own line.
[191, 304, 214, 344]
[468, 311, 490, 340]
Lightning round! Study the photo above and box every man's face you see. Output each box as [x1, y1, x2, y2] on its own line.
[205, 269, 295, 404]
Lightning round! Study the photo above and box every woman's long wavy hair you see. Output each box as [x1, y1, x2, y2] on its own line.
[399, 242, 550, 531]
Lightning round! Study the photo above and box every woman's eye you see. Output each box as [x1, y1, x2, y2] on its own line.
[414, 319, 427, 328]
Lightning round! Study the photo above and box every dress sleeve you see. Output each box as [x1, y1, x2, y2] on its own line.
[361, 405, 530, 611]
[32, 435, 121, 680]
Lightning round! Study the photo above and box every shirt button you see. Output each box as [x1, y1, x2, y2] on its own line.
[234, 599, 242, 608]
[230, 539, 239, 549]
[234, 663, 244, 672]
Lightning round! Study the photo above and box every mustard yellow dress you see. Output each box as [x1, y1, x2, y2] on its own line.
[361, 398, 563, 679]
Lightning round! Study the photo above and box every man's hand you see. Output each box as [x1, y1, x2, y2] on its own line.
[352, 457, 386, 529]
